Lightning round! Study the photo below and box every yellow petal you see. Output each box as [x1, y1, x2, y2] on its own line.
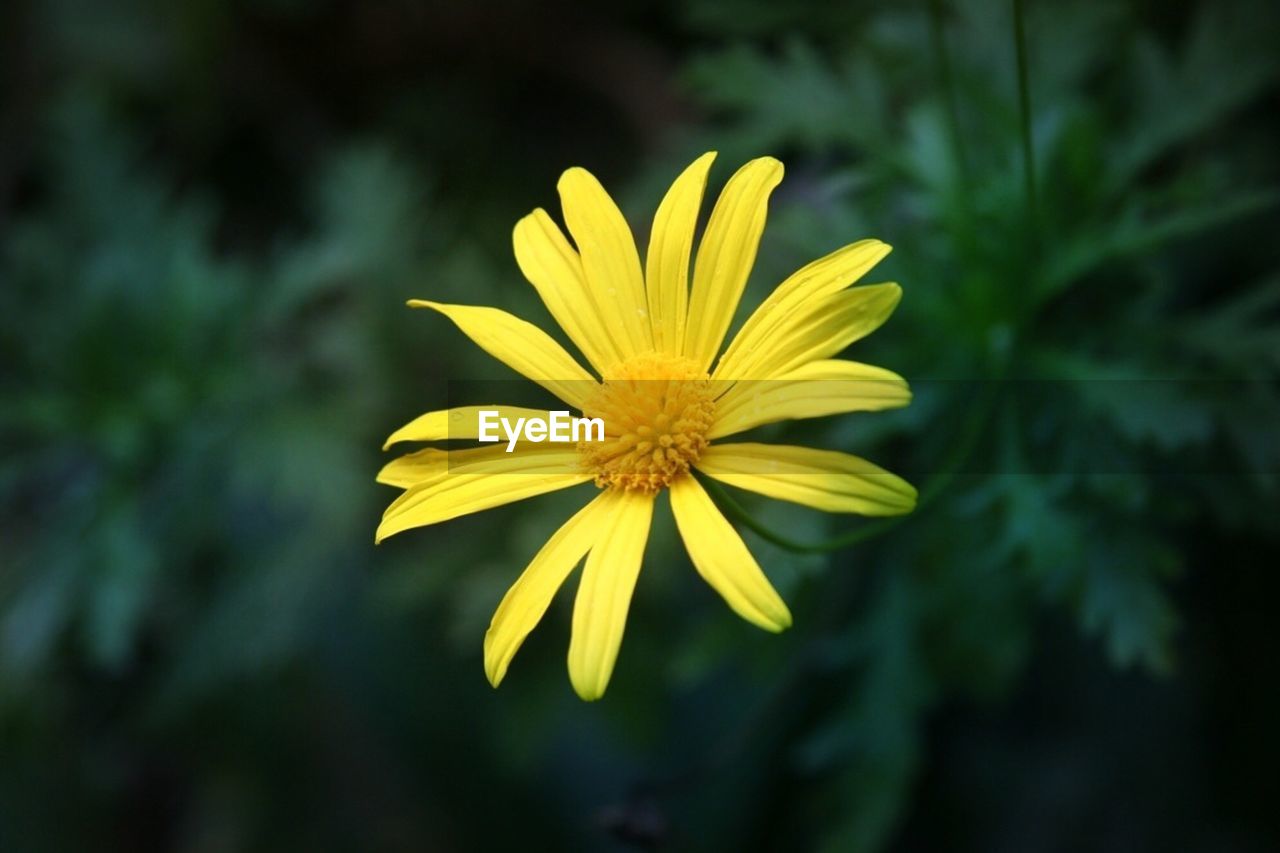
[696, 443, 916, 516]
[645, 152, 716, 354]
[709, 360, 911, 440]
[669, 476, 791, 631]
[483, 490, 618, 687]
[377, 448, 450, 489]
[713, 283, 901, 381]
[375, 447, 590, 542]
[377, 443, 573, 489]
[557, 167, 652, 358]
[715, 239, 891, 379]
[567, 489, 654, 700]
[514, 209, 623, 373]
[408, 301, 596, 410]
[383, 405, 558, 450]
[683, 157, 784, 370]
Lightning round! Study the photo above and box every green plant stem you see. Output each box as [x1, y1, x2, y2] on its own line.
[1013, 0, 1038, 222]
[928, 0, 970, 193]
[700, 474, 906, 553]
[702, 381, 1001, 554]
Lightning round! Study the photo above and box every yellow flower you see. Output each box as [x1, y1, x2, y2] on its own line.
[377, 153, 916, 700]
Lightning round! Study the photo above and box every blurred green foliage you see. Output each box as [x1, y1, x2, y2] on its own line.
[2, 0, 1279, 851]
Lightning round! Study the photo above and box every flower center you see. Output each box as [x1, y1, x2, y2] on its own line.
[579, 353, 716, 493]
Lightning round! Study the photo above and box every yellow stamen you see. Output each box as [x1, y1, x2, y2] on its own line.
[580, 353, 715, 492]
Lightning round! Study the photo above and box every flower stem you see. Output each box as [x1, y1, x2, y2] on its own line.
[1013, 0, 1038, 222]
[929, 0, 970, 193]
[700, 380, 1000, 553]
[699, 474, 905, 553]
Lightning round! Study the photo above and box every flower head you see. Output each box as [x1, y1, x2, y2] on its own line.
[377, 153, 916, 700]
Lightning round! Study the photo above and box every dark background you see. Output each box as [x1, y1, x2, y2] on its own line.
[3, 0, 1279, 850]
